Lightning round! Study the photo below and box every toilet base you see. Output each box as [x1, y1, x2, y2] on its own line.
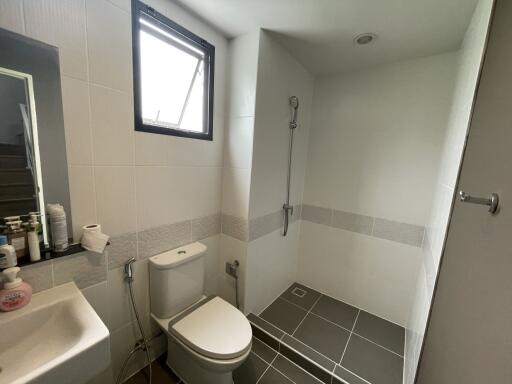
[166, 336, 234, 384]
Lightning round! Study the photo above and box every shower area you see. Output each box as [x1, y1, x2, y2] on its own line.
[219, 1, 494, 383]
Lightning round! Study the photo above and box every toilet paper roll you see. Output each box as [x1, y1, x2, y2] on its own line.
[82, 224, 102, 233]
[81, 224, 109, 253]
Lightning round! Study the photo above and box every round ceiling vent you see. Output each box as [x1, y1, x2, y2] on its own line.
[354, 33, 377, 45]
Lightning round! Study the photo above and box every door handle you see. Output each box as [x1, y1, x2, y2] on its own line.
[459, 190, 499, 214]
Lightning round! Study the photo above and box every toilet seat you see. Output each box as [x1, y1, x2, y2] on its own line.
[169, 296, 252, 360]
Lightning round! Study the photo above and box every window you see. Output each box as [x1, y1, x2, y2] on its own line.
[132, 2, 215, 140]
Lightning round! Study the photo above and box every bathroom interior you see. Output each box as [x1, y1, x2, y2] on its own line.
[0, 0, 499, 384]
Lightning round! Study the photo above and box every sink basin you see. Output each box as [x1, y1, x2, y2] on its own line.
[0, 282, 110, 384]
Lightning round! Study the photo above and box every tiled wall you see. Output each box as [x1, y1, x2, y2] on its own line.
[245, 31, 314, 314]
[404, 1, 494, 382]
[0, 1, 228, 383]
[219, 30, 314, 315]
[298, 52, 459, 327]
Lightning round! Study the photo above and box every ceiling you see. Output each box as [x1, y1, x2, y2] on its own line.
[175, 0, 479, 75]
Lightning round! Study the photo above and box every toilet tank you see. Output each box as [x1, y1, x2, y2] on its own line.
[149, 242, 207, 319]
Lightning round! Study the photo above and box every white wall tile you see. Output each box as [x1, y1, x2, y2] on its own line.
[222, 167, 251, 218]
[61, 76, 93, 165]
[82, 281, 110, 329]
[218, 234, 247, 309]
[24, 0, 88, 80]
[134, 131, 168, 166]
[107, 260, 149, 331]
[0, 0, 24, 34]
[227, 31, 260, 118]
[68, 165, 97, 240]
[189, 166, 223, 219]
[223, 116, 254, 170]
[90, 85, 134, 165]
[86, 0, 132, 91]
[135, 165, 171, 231]
[94, 166, 136, 236]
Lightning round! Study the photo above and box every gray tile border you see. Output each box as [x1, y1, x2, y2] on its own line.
[301, 205, 333, 226]
[372, 218, 425, 247]
[221, 213, 249, 241]
[19, 261, 53, 293]
[191, 213, 221, 241]
[249, 210, 283, 241]
[137, 220, 192, 259]
[299, 204, 426, 248]
[332, 210, 373, 235]
[107, 232, 137, 270]
[53, 250, 106, 289]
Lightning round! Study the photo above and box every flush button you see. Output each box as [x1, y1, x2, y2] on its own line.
[178, 250, 186, 254]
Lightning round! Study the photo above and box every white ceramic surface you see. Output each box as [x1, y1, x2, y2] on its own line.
[0, 282, 110, 384]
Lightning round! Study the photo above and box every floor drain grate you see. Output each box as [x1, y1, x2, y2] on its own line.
[292, 287, 307, 298]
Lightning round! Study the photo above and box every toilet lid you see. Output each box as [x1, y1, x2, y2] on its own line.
[169, 296, 252, 360]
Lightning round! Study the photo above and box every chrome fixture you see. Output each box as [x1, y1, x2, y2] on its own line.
[117, 258, 153, 384]
[283, 96, 299, 236]
[459, 190, 499, 214]
[225, 260, 240, 309]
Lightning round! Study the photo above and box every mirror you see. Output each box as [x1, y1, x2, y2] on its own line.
[0, 28, 72, 249]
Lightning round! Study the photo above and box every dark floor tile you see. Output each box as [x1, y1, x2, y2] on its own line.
[353, 311, 405, 355]
[311, 295, 359, 330]
[281, 335, 335, 383]
[125, 356, 181, 384]
[341, 335, 403, 384]
[233, 352, 269, 384]
[333, 365, 369, 384]
[293, 313, 350, 362]
[248, 313, 284, 351]
[252, 337, 278, 363]
[273, 355, 323, 384]
[280, 282, 322, 310]
[260, 298, 307, 334]
[259, 367, 294, 384]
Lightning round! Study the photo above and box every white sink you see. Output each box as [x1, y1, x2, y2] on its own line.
[0, 282, 110, 384]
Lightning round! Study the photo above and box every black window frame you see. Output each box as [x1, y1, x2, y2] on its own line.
[131, 0, 215, 141]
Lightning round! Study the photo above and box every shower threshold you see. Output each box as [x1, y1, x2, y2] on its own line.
[248, 282, 405, 384]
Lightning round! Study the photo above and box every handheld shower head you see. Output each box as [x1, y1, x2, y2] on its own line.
[289, 96, 299, 110]
[289, 96, 299, 129]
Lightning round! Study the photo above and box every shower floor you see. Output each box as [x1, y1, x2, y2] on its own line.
[254, 282, 405, 384]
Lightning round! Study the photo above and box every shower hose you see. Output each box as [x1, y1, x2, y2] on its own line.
[116, 279, 152, 384]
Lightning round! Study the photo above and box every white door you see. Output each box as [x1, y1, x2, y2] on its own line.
[417, 1, 512, 382]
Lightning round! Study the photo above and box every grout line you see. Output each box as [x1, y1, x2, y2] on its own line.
[291, 294, 322, 336]
[350, 333, 404, 358]
[255, 354, 279, 384]
[333, 365, 373, 384]
[273, 352, 323, 384]
[339, 310, 360, 365]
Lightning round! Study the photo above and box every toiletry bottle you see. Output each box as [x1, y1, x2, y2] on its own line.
[5, 218, 27, 258]
[0, 235, 17, 269]
[0, 267, 32, 312]
[27, 214, 41, 262]
[46, 204, 68, 252]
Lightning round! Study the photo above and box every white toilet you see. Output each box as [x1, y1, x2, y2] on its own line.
[149, 242, 252, 384]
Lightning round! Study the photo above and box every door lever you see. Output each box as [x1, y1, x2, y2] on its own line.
[459, 190, 499, 214]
